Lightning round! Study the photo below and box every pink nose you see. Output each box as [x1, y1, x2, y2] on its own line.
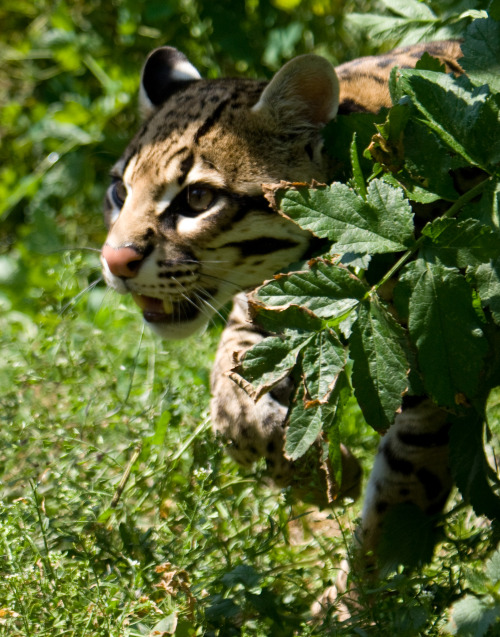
[102, 244, 144, 278]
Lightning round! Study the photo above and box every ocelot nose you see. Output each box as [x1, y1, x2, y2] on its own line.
[101, 244, 144, 278]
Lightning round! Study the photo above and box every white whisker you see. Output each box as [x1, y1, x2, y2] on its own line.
[193, 290, 227, 325]
[59, 277, 103, 315]
[54, 246, 102, 254]
[199, 272, 244, 292]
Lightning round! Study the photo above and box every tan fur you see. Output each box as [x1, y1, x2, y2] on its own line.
[337, 40, 463, 112]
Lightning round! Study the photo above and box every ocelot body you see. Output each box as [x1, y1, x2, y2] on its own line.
[100, 39, 463, 607]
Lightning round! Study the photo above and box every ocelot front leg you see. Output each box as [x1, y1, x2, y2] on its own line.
[210, 293, 362, 508]
[360, 396, 452, 560]
[312, 398, 453, 618]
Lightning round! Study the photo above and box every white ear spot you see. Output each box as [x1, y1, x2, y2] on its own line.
[252, 54, 339, 129]
[139, 46, 201, 119]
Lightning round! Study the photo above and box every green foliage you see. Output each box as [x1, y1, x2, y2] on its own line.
[235, 9, 500, 545]
[1, 0, 500, 635]
[278, 179, 415, 254]
[446, 548, 500, 636]
[347, 0, 486, 47]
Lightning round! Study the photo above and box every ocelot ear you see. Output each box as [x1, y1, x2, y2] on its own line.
[139, 46, 201, 119]
[252, 54, 339, 130]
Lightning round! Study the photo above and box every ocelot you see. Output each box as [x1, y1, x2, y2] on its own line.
[100, 40, 466, 609]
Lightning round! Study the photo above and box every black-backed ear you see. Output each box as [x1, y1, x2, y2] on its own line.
[252, 54, 339, 131]
[139, 46, 201, 119]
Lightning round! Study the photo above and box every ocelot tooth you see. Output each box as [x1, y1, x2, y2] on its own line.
[162, 298, 175, 314]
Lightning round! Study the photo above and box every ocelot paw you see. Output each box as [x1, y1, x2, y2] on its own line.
[310, 558, 353, 622]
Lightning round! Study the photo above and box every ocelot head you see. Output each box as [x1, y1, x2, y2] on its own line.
[101, 46, 339, 338]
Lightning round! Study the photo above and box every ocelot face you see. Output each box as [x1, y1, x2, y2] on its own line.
[101, 47, 339, 338]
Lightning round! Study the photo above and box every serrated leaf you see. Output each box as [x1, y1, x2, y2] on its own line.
[474, 257, 500, 325]
[448, 595, 500, 637]
[350, 299, 410, 431]
[381, 0, 436, 19]
[250, 302, 323, 333]
[346, 13, 434, 45]
[406, 258, 488, 406]
[461, 17, 500, 92]
[421, 217, 499, 267]
[233, 330, 313, 399]
[254, 260, 367, 320]
[280, 180, 414, 254]
[397, 70, 500, 172]
[422, 217, 497, 251]
[450, 412, 500, 521]
[285, 385, 333, 460]
[415, 52, 446, 73]
[486, 548, 500, 582]
[301, 329, 346, 406]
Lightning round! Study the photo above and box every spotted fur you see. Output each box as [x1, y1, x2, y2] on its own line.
[101, 40, 462, 587]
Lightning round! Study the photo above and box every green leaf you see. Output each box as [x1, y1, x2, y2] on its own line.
[485, 548, 500, 583]
[250, 302, 323, 333]
[301, 329, 346, 405]
[245, 590, 283, 624]
[400, 118, 462, 200]
[461, 178, 500, 230]
[448, 595, 500, 637]
[421, 217, 499, 267]
[322, 371, 351, 490]
[205, 596, 240, 622]
[151, 411, 171, 445]
[323, 110, 386, 182]
[378, 503, 441, 572]
[255, 260, 367, 320]
[397, 70, 500, 173]
[450, 412, 500, 521]
[490, 0, 500, 21]
[475, 257, 500, 325]
[350, 133, 367, 198]
[422, 217, 497, 252]
[461, 17, 500, 93]
[406, 258, 488, 406]
[150, 613, 178, 635]
[285, 385, 334, 460]
[280, 180, 414, 254]
[235, 330, 314, 399]
[381, 0, 436, 20]
[415, 52, 446, 73]
[221, 564, 260, 588]
[350, 299, 410, 431]
[346, 13, 436, 45]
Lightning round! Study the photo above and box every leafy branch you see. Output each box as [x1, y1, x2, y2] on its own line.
[231, 14, 500, 520]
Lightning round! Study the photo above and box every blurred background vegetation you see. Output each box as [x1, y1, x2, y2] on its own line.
[0, 0, 497, 635]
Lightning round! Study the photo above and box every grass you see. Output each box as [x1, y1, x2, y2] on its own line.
[1, 246, 499, 636]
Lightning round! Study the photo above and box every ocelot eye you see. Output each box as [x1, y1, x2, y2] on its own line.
[111, 178, 127, 208]
[186, 185, 216, 213]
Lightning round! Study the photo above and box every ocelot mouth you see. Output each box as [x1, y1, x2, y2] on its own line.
[131, 293, 200, 324]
